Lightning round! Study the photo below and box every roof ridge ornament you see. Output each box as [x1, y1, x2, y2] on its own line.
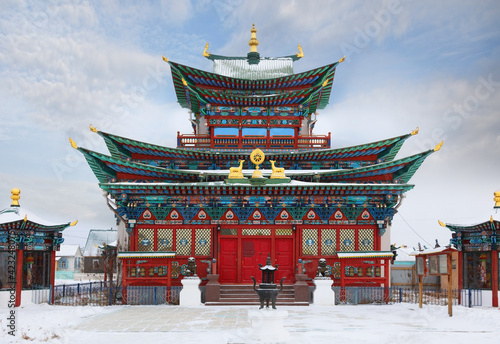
[203, 42, 210, 57]
[434, 141, 443, 151]
[494, 190, 500, 209]
[162, 56, 169, 63]
[339, 56, 345, 63]
[89, 124, 98, 133]
[69, 138, 78, 149]
[11, 188, 20, 207]
[438, 220, 446, 227]
[411, 127, 419, 136]
[296, 44, 304, 58]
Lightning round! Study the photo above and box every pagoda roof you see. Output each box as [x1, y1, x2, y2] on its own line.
[97, 129, 415, 164]
[167, 60, 339, 114]
[78, 142, 434, 185]
[439, 217, 500, 233]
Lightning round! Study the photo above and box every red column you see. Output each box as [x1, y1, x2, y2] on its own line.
[50, 250, 56, 305]
[491, 250, 498, 307]
[15, 250, 23, 307]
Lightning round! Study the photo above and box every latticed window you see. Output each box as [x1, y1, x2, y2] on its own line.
[138, 228, 155, 252]
[321, 229, 336, 255]
[157, 228, 174, 251]
[195, 228, 212, 256]
[175, 228, 192, 256]
[339, 229, 356, 252]
[358, 229, 374, 251]
[302, 228, 318, 255]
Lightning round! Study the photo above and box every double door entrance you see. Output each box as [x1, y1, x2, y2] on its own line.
[219, 228, 295, 284]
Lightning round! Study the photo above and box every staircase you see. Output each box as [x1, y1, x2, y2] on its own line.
[205, 285, 309, 306]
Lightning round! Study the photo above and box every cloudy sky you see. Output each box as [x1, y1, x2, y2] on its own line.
[1, 0, 499, 256]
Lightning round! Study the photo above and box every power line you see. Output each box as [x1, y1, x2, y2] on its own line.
[397, 212, 433, 247]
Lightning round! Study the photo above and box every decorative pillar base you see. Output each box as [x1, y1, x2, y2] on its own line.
[313, 277, 335, 306]
[205, 274, 220, 303]
[180, 276, 201, 306]
[294, 274, 309, 304]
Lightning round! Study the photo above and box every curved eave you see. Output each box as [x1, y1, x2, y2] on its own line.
[99, 181, 415, 195]
[295, 148, 435, 184]
[0, 220, 72, 231]
[78, 147, 202, 183]
[443, 220, 500, 232]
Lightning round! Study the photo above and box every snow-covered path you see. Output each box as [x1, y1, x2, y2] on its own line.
[1, 303, 499, 343]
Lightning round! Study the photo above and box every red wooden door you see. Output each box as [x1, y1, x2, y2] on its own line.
[241, 238, 271, 283]
[219, 238, 237, 283]
[275, 238, 294, 284]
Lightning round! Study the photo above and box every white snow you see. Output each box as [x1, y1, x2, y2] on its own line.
[1, 303, 499, 344]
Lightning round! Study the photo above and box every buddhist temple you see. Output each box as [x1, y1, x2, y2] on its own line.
[74, 25, 440, 304]
[0, 189, 77, 306]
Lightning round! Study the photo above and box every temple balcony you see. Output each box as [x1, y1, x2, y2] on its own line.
[177, 132, 331, 150]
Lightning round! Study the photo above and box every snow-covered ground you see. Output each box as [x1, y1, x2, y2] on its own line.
[1, 303, 499, 344]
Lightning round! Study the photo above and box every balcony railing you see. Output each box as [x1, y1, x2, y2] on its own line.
[177, 132, 331, 150]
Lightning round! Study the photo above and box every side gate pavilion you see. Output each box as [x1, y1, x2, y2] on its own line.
[74, 26, 440, 302]
[0, 189, 76, 307]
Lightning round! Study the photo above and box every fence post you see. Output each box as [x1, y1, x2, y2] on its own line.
[399, 288, 402, 303]
[63, 285, 66, 298]
[468, 289, 471, 308]
[77, 283, 80, 294]
[109, 286, 113, 306]
[154, 287, 157, 305]
[354, 287, 358, 305]
[49, 285, 52, 305]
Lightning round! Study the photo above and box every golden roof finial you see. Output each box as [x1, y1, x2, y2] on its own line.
[434, 141, 443, 152]
[203, 42, 210, 57]
[23, 214, 27, 222]
[248, 24, 259, 53]
[250, 148, 265, 178]
[494, 190, 500, 208]
[490, 215, 494, 223]
[11, 188, 20, 206]
[438, 220, 446, 227]
[339, 56, 346, 63]
[70, 220, 78, 226]
[296, 44, 304, 58]
[162, 56, 169, 63]
[411, 127, 419, 136]
[69, 137, 78, 149]
[89, 124, 98, 133]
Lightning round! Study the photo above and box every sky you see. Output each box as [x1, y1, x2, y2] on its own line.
[0, 0, 499, 256]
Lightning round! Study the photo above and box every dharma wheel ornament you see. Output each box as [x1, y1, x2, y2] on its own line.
[250, 148, 265, 179]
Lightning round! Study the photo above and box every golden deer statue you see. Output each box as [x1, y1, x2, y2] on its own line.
[269, 160, 286, 179]
[228, 160, 245, 179]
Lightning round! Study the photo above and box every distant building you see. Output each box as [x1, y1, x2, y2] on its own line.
[55, 244, 83, 279]
[82, 229, 117, 274]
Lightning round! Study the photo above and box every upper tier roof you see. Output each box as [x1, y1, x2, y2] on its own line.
[439, 217, 500, 233]
[167, 59, 340, 114]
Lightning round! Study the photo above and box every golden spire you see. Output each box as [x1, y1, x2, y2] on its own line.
[89, 124, 98, 133]
[11, 188, 20, 206]
[69, 137, 78, 149]
[203, 42, 210, 57]
[248, 24, 259, 53]
[296, 44, 304, 58]
[411, 127, 419, 136]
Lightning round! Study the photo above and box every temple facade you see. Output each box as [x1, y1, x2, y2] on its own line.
[75, 26, 439, 298]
